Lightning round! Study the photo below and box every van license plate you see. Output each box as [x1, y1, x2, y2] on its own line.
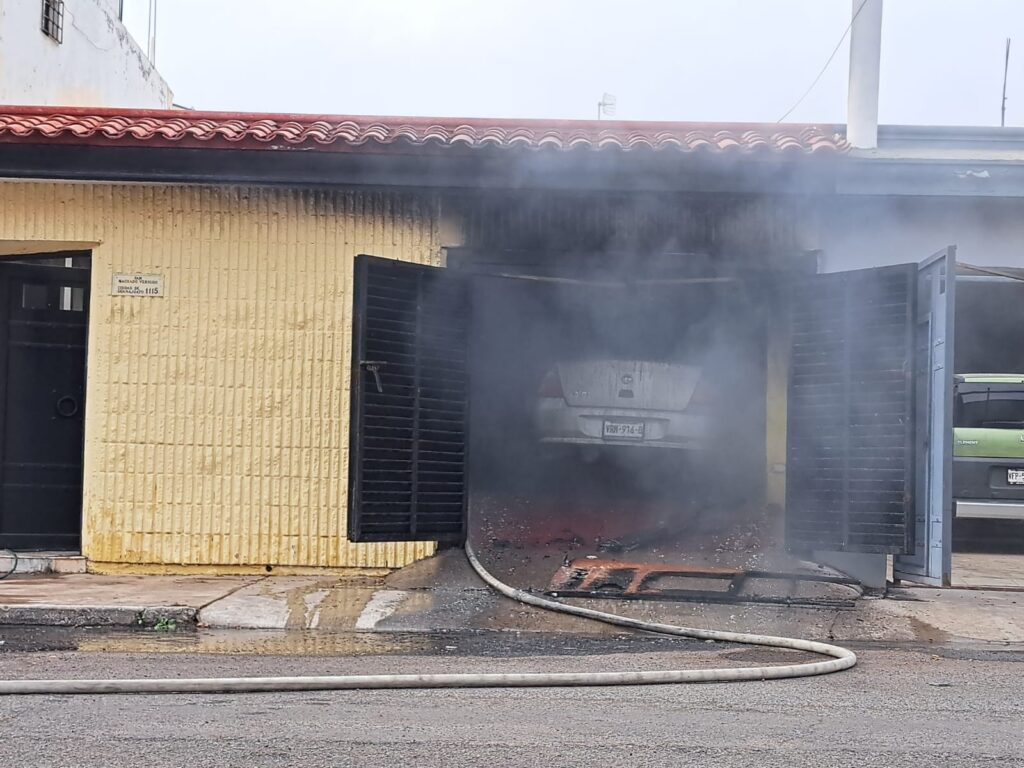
[603, 421, 644, 440]
[1008, 469, 1024, 485]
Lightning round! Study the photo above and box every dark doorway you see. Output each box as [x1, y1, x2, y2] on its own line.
[0, 255, 90, 550]
[465, 268, 769, 549]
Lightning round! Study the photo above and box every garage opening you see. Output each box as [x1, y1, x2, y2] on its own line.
[0, 252, 90, 551]
[461, 251, 774, 570]
[348, 244, 953, 594]
[950, 268, 1024, 588]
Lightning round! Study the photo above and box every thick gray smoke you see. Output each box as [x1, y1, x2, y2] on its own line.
[458, 200, 777, 557]
[446, 188, 1024, 574]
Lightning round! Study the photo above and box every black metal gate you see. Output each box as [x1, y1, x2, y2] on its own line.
[348, 254, 925, 553]
[348, 255, 469, 543]
[0, 262, 90, 549]
[786, 264, 916, 553]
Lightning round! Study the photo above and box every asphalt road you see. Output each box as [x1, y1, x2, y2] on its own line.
[0, 630, 1021, 768]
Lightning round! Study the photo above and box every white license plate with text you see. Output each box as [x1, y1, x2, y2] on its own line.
[1008, 469, 1024, 485]
[603, 421, 645, 440]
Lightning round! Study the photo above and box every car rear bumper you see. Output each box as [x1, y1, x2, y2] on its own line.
[535, 399, 709, 450]
[953, 455, 1024, 502]
[955, 500, 1024, 520]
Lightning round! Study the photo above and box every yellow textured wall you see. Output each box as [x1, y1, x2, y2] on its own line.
[0, 181, 440, 569]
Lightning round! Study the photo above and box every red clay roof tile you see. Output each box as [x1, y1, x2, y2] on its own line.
[0, 105, 848, 155]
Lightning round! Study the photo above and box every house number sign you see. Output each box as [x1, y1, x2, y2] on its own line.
[112, 273, 164, 297]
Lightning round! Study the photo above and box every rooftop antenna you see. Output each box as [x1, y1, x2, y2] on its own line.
[1002, 38, 1011, 127]
[597, 93, 616, 120]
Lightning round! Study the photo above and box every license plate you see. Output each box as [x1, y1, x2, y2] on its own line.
[1009, 469, 1024, 485]
[603, 420, 645, 440]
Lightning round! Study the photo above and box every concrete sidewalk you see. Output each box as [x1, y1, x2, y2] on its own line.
[0, 574, 261, 627]
[1, 553, 1024, 647]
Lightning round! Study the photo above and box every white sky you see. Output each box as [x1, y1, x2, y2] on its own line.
[123, 0, 1024, 126]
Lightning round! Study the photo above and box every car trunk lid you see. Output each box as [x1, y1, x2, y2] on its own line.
[557, 360, 701, 410]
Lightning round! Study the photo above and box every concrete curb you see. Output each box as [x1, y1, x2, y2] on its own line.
[0, 604, 197, 628]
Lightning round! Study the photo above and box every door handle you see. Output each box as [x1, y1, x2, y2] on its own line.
[360, 361, 387, 394]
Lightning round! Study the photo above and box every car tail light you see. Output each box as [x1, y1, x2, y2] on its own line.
[688, 374, 714, 409]
[538, 370, 565, 399]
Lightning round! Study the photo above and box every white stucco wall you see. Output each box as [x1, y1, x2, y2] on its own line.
[0, 0, 171, 107]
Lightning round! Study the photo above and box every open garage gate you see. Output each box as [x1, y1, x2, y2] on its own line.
[347, 248, 956, 586]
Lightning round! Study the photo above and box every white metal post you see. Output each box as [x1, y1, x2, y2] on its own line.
[847, 0, 884, 149]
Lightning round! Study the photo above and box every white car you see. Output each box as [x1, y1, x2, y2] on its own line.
[535, 359, 712, 451]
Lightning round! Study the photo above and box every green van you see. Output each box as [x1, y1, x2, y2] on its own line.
[953, 374, 1024, 519]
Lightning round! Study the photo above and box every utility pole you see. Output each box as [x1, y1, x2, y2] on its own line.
[1002, 38, 1011, 127]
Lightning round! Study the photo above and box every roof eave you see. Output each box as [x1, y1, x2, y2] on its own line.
[0, 140, 842, 194]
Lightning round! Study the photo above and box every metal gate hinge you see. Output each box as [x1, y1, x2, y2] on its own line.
[360, 360, 387, 393]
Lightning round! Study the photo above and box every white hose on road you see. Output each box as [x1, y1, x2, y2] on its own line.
[0, 542, 856, 695]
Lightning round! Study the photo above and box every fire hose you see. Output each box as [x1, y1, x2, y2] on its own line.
[0, 541, 855, 695]
[0, 549, 17, 581]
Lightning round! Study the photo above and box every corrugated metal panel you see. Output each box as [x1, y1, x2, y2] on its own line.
[0, 181, 441, 568]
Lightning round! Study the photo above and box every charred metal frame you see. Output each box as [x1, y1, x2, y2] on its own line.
[548, 558, 861, 608]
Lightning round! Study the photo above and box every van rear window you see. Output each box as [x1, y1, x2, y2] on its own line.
[956, 387, 1024, 429]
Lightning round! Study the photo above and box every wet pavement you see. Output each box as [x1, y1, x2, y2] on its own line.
[0, 624, 721, 658]
[4, 547, 1024, 647]
[5, 622, 1024, 664]
[3, 470, 1024, 647]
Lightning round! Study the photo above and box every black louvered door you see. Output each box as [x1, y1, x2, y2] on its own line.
[348, 255, 469, 543]
[786, 263, 917, 554]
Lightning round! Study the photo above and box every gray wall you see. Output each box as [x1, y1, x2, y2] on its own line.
[808, 194, 1024, 375]
[812, 196, 1024, 272]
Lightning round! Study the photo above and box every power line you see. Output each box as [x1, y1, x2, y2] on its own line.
[776, 0, 870, 123]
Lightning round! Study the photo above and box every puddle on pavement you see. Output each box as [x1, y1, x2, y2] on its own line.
[907, 616, 952, 645]
[0, 625, 721, 657]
